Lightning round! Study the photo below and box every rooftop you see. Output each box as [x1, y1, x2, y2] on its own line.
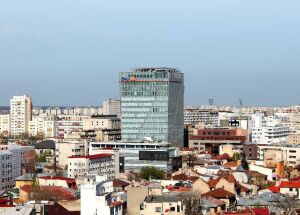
[144, 195, 180, 203]
[68, 153, 112, 160]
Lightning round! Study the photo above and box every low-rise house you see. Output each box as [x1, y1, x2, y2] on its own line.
[38, 176, 77, 190]
[279, 181, 300, 199]
[113, 179, 129, 192]
[192, 178, 211, 194]
[20, 185, 80, 202]
[201, 196, 225, 215]
[15, 174, 34, 189]
[202, 188, 236, 210]
[140, 195, 185, 215]
[33, 140, 55, 156]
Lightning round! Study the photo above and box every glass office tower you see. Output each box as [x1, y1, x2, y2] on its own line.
[120, 68, 184, 146]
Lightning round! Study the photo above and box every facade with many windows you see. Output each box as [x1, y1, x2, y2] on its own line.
[10, 95, 32, 136]
[120, 68, 184, 146]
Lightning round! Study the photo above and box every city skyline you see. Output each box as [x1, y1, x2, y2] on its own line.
[1, 0, 300, 106]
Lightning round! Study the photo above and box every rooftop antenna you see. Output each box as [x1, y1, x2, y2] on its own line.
[239, 98, 243, 107]
[209, 98, 214, 109]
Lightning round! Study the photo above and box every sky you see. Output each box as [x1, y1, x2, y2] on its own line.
[0, 0, 300, 107]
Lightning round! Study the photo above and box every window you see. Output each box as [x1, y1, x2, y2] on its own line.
[290, 188, 293, 191]
[155, 207, 162, 212]
[170, 207, 176, 212]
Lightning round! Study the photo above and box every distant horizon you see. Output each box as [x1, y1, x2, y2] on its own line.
[1, 103, 300, 109]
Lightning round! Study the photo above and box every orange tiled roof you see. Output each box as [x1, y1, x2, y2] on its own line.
[202, 188, 235, 199]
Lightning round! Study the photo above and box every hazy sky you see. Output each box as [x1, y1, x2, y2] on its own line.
[0, 0, 300, 106]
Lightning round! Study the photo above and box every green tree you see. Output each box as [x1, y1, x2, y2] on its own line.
[140, 167, 165, 180]
[240, 152, 249, 170]
[232, 152, 241, 161]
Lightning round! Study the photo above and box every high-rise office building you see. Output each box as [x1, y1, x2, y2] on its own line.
[10, 95, 32, 136]
[120, 67, 184, 146]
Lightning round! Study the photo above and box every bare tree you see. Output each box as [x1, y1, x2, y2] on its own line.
[178, 192, 202, 215]
[185, 154, 197, 167]
[273, 194, 300, 215]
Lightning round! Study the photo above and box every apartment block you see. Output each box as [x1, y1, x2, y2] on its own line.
[55, 140, 87, 168]
[0, 114, 10, 136]
[184, 108, 219, 127]
[10, 95, 32, 136]
[257, 144, 300, 167]
[29, 115, 56, 138]
[103, 99, 121, 118]
[68, 153, 119, 179]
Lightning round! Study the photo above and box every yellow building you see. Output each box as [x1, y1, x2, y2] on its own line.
[15, 174, 34, 189]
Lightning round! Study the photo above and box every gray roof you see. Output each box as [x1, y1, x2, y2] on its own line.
[33, 140, 55, 149]
[145, 195, 180, 203]
[238, 192, 284, 206]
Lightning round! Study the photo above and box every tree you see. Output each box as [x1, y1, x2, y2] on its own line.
[186, 154, 197, 167]
[178, 192, 202, 215]
[139, 167, 165, 180]
[240, 152, 249, 170]
[232, 152, 241, 161]
[273, 194, 300, 215]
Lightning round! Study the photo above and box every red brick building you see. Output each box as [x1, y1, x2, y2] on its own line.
[189, 128, 248, 154]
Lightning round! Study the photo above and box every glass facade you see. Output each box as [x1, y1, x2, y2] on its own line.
[120, 68, 184, 146]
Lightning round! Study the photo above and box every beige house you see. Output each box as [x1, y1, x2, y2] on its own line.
[127, 186, 149, 215]
[215, 178, 235, 194]
[140, 195, 184, 215]
[288, 134, 300, 145]
[192, 178, 210, 194]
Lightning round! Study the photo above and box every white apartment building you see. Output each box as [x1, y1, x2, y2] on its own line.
[29, 116, 56, 138]
[81, 175, 123, 215]
[83, 115, 120, 131]
[252, 126, 290, 144]
[56, 115, 89, 138]
[0, 114, 10, 136]
[184, 108, 219, 126]
[257, 144, 300, 167]
[55, 140, 87, 168]
[10, 95, 32, 136]
[68, 153, 119, 179]
[251, 113, 290, 144]
[103, 99, 121, 118]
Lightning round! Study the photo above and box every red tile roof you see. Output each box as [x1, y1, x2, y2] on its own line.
[212, 153, 231, 160]
[39, 176, 75, 182]
[113, 179, 130, 187]
[268, 186, 280, 193]
[202, 188, 235, 199]
[171, 174, 199, 182]
[68, 153, 112, 160]
[252, 208, 269, 215]
[279, 181, 300, 188]
[20, 185, 78, 200]
[223, 161, 238, 168]
[180, 148, 195, 152]
[167, 186, 191, 193]
[290, 176, 300, 181]
[226, 208, 269, 215]
[109, 201, 123, 208]
[208, 175, 236, 188]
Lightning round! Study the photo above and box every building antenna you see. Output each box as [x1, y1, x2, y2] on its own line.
[239, 98, 243, 107]
[209, 99, 214, 109]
